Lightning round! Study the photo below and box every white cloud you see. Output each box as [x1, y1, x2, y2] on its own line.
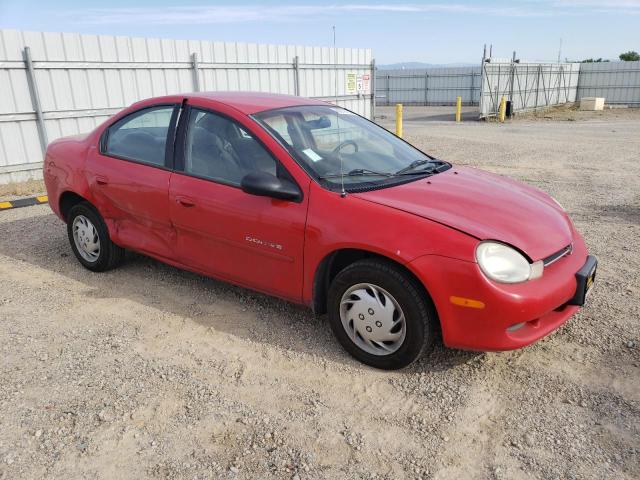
[528, 0, 640, 13]
[61, 4, 545, 26]
[61, 2, 635, 25]
[549, 0, 640, 6]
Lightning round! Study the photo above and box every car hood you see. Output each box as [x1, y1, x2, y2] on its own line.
[354, 166, 573, 261]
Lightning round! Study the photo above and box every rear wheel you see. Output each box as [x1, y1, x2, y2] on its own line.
[327, 259, 436, 370]
[66, 202, 124, 272]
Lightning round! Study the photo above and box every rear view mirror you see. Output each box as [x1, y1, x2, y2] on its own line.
[303, 116, 331, 130]
[240, 171, 301, 202]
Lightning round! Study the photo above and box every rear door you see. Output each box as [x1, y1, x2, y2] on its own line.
[86, 104, 180, 259]
[168, 102, 310, 302]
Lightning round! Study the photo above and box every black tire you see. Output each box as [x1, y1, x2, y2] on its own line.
[66, 202, 124, 272]
[327, 259, 437, 370]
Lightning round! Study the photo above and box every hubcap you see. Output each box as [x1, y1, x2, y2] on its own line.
[72, 215, 100, 262]
[339, 283, 406, 356]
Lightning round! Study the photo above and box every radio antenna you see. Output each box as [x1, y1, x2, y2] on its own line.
[333, 25, 346, 197]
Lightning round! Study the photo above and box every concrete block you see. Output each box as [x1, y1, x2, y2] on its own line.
[580, 97, 605, 111]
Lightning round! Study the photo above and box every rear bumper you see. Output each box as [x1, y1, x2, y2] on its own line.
[409, 230, 592, 351]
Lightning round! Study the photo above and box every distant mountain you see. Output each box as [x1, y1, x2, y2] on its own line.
[377, 62, 476, 70]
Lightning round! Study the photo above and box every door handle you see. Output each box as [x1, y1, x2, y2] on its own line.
[175, 196, 195, 207]
[95, 175, 108, 185]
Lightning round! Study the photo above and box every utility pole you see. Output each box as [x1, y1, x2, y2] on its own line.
[557, 38, 562, 63]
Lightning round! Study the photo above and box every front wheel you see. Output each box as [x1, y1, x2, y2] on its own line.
[327, 259, 437, 370]
[66, 202, 124, 272]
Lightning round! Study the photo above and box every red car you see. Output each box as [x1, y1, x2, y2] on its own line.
[44, 92, 597, 369]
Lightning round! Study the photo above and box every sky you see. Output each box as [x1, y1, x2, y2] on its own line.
[0, 0, 638, 64]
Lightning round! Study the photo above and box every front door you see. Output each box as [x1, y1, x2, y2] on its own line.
[168, 104, 309, 302]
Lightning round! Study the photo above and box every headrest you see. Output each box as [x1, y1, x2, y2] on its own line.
[196, 113, 230, 135]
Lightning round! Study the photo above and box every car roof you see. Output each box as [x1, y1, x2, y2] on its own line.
[178, 91, 330, 115]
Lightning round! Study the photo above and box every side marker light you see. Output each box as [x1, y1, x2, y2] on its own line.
[449, 296, 485, 309]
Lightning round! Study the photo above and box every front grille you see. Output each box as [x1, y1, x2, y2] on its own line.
[543, 244, 573, 266]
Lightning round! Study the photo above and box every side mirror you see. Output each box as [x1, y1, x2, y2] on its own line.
[240, 171, 301, 202]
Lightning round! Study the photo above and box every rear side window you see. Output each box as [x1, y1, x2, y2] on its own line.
[105, 106, 176, 166]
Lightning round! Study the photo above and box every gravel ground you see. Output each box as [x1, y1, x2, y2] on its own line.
[1, 107, 639, 479]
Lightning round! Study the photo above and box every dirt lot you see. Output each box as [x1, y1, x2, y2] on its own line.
[1, 107, 639, 479]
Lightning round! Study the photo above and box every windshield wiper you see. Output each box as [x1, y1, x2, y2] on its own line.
[319, 168, 395, 179]
[319, 161, 450, 180]
[395, 158, 443, 175]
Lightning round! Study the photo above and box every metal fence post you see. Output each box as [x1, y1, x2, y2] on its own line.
[191, 52, 200, 92]
[523, 64, 529, 108]
[478, 44, 487, 118]
[496, 64, 501, 116]
[23, 46, 48, 156]
[535, 65, 541, 108]
[469, 71, 475, 106]
[293, 56, 300, 96]
[509, 51, 516, 104]
[386, 74, 390, 106]
[574, 64, 581, 103]
[424, 72, 429, 106]
[370, 58, 376, 120]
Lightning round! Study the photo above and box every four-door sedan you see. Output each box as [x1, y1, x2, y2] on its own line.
[44, 92, 597, 369]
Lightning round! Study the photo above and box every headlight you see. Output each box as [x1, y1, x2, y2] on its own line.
[476, 241, 543, 283]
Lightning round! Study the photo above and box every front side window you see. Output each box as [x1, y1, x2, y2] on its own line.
[253, 105, 450, 191]
[105, 106, 176, 166]
[183, 108, 277, 186]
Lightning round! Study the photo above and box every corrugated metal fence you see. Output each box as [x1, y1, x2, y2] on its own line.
[376, 61, 640, 116]
[0, 29, 374, 184]
[479, 61, 580, 117]
[375, 67, 480, 106]
[577, 61, 640, 105]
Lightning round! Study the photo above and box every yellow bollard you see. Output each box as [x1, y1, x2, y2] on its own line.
[455, 96, 462, 123]
[498, 96, 506, 123]
[395, 103, 403, 137]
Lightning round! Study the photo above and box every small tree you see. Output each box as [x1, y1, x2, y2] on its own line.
[619, 51, 640, 61]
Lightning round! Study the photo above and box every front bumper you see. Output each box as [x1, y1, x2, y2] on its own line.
[409, 232, 594, 351]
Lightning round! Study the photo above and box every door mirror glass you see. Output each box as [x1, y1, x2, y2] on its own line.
[240, 171, 301, 201]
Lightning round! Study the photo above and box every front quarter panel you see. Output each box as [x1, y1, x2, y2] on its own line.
[302, 181, 478, 305]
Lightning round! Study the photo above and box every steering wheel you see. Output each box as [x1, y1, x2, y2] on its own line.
[332, 140, 358, 155]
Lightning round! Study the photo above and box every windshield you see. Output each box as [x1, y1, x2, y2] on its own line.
[252, 105, 449, 192]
